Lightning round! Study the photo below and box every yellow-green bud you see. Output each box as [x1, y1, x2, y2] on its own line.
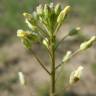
[57, 5, 71, 24]
[62, 51, 72, 62]
[18, 72, 25, 86]
[69, 66, 84, 85]
[33, 11, 38, 20]
[69, 27, 80, 36]
[25, 19, 37, 31]
[80, 36, 96, 51]
[42, 38, 49, 48]
[36, 5, 43, 15]
[54, 3, 61, 15]
[49, 3, 54, 9]
[23, 12, 36, 29]
[44, 4, 51, 18]
[23, 12, 32, 21]
[17, 29, 38, 48]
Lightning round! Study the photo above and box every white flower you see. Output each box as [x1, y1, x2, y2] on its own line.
[69, 66, 84, 85]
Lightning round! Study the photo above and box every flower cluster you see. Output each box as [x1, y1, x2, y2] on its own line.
[17, 3, 71, 48]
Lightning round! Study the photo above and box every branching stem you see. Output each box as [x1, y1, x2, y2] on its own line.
[55, 33, 69, 50]
[55, 49, 80, 70]
[30, 49, 51, 75]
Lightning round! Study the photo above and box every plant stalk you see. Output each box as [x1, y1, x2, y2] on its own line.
[30, 49, 51, 75]
[50, 35, 56, 96]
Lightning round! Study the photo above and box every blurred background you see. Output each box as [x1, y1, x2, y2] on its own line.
[0, 0, 96, 96]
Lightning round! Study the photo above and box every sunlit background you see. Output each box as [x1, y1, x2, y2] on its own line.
[0, 0, 96, 96]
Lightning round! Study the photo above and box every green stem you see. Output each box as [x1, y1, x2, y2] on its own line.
[50, 36, 56, 96]
[54, 23, 61, 35]
[30, 49, 51, 75]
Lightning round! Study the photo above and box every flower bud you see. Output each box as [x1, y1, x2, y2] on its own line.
[25, 19, 37, 31]
[69, 66, 84, 85]
[49, 3, 54, 9]
[80, 36, 96, 51]
[18, 72, 25, 86]
[36, 5, 43, 15]
[54, 3, 61, 15]
[62, 51, 72, 62]
[17, 30, 32, 48]
[69, 27, 80, 36]
[23, 12, 32, 21]
[23, 12, 37, 30]
[17, 29, 38, 48]
[57, 5, 71, 24]
[42, 38, 49, 48]
[33, 11, 38, 20]
[44, 4, 51, 18]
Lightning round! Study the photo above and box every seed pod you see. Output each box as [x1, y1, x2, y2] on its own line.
[69, 27, 80, 36]
[80, 36, 96, 51]
[57, 6, 71, 24]
[62, 51, 72, 62]
[42, 38, 49, 48]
